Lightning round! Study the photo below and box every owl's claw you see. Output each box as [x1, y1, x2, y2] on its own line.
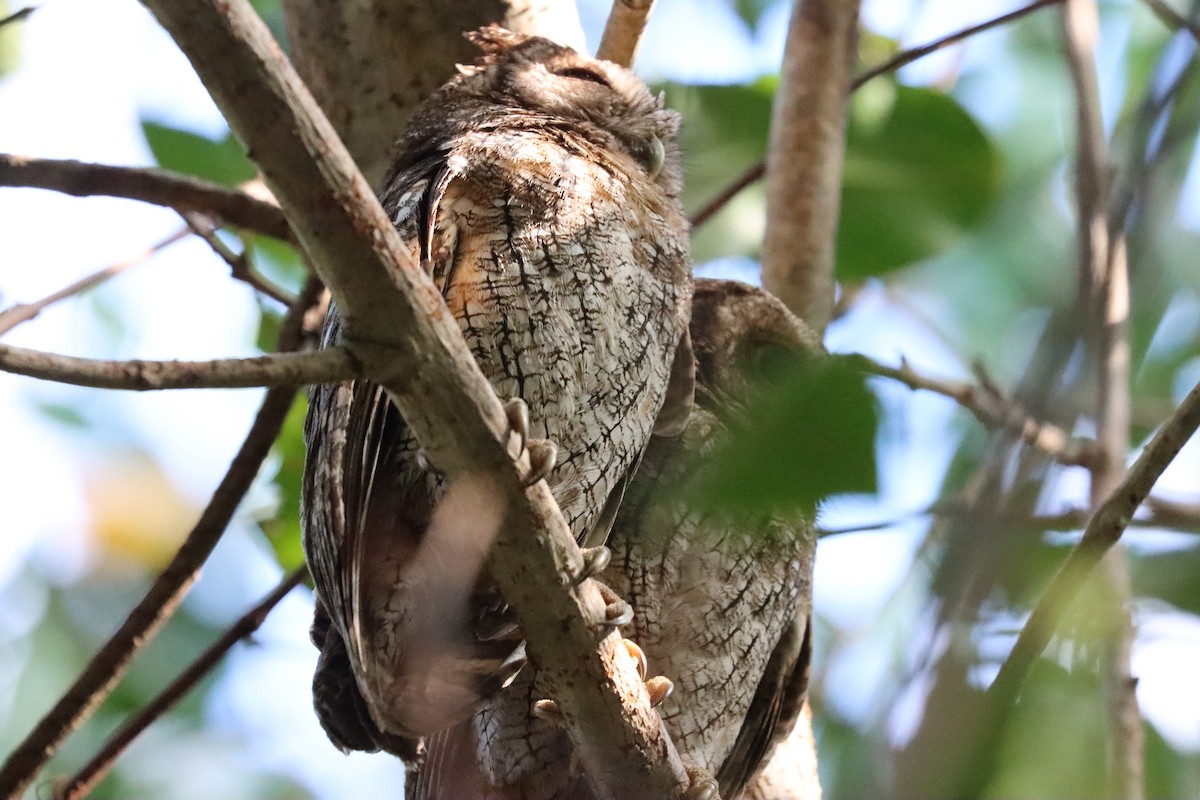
[623, 638, 648, 680]
[597, 581, 634, 628]
[684, 768, 720, 800]
[532, 698, 565, 723]
[576, 545, 612, 584]
[504, 398, 530, 457]
[646, 675, 674, 707]
[523, 439, 558, 487]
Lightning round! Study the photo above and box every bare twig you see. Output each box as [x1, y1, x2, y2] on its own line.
[596, 0, 655, 67]
[0, 341, 357, 390]
[0, 154, 292, 242]
[132, 2, 691, 798]
[987, 376, 1200, 712]
[0, 228, 190, 338]
[848, 353, 1097, 467]
[690, 0, 1065, 232]
[58, 569, 307, 800]
[1141, 0, 1200, 42]
[0, 280, 320, 799]
[761, 0, 861, 334]
[0, 5, 36, 27]
[179, 211, 296, 305]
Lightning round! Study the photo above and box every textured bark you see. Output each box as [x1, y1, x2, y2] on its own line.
[282, 0, 585, 188]
[761, 0, 860, 336]
[135, 2, 692, 798]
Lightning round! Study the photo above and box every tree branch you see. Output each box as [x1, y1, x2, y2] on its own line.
[691, 0, 1065, 233]
[987, 375, 1200, 710]
[133, 2, 690, 798]
[0, 341, 357, 391]
[596, 0, 655, 67]
[1141, 0, 1200, 43]
[0, 154, 293, 242]
[848, 353, 1097, 467]
[0, 228, 190, 337]
[761, 0, 861, 335]
[0, 277, 321, 799]
[58, 569, 308, 800]
[180, 211, 297, 305]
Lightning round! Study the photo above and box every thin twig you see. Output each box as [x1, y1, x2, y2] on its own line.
[0, 281, 320, 799]
[180, 211, 296, 305]
[0, 228, 190, 338]
[0, 5, 36, 27]
[847, 353, 1097, 467]
[132, 1, 692, 798]
[689, 0, 1065, 230]
[0, 341, 357, 390]
[1141, 0, 1200, 42]
[596, 0, 655, 67]
[987, 375, 1200, 703]
[0, 154, 292, 242]
[58, 569, 308, 800]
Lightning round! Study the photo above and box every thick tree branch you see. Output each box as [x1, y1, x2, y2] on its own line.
[596, 0, 655, 67]
[761, 0, 860, 335]
[0, 277, 321, 798]
[134, 2, 690, 799]
[987, 375, 1200, 709]
[58, 569, 308, 800]
[0, 154, 292, 242]
[848, 353, 1096, 467]
[0, 342, 357, 391]
[0, 228, 190, 337]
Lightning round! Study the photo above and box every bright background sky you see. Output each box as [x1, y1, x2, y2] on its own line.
[2, 0, 1200, 796]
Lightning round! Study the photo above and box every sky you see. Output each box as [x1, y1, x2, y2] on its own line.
[2, 0, 1200, 796]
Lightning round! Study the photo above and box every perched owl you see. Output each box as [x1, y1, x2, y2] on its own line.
[407, 280, 820, 800]
[302, 26, 694, 761]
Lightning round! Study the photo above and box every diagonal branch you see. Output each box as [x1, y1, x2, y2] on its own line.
[132, 2, 691, 799]
[1141, 0, 1200, 43]
[0, 341, 358, 391]
[0, 154, 293, 242]
[596, 0, 655, 67]
[58, 569, 308, 800]
[987, 375, 1200, 703]
[0, 276, 322, 799]
[0, 228, 190, 337]
[847, 353, 1097, 467]
[690, 0, 1066, 232]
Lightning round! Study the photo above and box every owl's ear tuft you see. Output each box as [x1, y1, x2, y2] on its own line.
[464, 24, 527, 55]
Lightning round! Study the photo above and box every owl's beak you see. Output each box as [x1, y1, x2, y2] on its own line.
[645, 135, 665, 180]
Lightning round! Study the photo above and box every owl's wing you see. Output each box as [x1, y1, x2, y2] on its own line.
[716, 611, 813, 798]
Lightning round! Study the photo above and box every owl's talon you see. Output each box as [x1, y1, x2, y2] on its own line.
[623, 638, 647, 681]
[532, 698, 564, 723]
[645, 675, 673, 707]
[596, 581, 634, 628]
[504, 398, 530, 457]
[684, 768, 719, 800]
[577, 545, 611, 583]
[522, 439, 557, 487]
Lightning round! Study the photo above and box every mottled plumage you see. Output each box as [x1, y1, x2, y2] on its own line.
[302, 27, 693, 761]
[410, 280, 820, 800]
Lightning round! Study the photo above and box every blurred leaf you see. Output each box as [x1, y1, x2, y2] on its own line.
[256, 306, 284, 353]
[260, 396, 308, 571]
[141, 121, 256, 187]
[35, 401, 91, 429]
[1132, 543, 1200, 615]
[727, 0, 772, 29]
[0, 2, 31, 76]
[248, 234, 307, 294]
[839, 84, 1003, 279]
[697, 357, 877, 513]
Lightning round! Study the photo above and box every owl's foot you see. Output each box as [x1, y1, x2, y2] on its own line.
[597, 581, 634, 628]
[575, 545, 611, 584]
[684, 767, 720, 800]
[504, 398, 558, 487]
[623, 639, 675, 709]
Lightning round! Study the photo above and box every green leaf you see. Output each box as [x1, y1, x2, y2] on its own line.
[141, 121, 256, 187]
[697, 357, 878, 514]
[838, 83, 1003, 280]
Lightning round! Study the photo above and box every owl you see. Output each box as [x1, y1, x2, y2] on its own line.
[302, 26, 694, 761]
[406, 279, 820, 800]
